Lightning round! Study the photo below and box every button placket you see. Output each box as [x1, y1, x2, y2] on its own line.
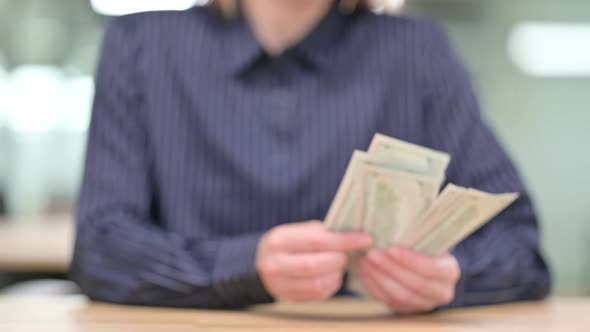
[265, 54, 301, 171]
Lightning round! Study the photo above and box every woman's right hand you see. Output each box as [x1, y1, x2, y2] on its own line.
[256, 221, 372, 302]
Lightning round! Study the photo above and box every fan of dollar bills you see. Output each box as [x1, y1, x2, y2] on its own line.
[325, 133, 518, 255]
[324, 134, 518, 295]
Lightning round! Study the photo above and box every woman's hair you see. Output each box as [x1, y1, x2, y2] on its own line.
[210, 0, 372, 19]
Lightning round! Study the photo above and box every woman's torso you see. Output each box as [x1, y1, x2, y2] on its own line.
[125, 6, 435, 238]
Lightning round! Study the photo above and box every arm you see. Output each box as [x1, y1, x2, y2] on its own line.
[69, 17, 271, 308]
[420, 21, 551, 307]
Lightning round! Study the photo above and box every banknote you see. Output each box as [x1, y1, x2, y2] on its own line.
[361, 165, 440, 248]
[325, 150, 441, 234]
[368, 133, 450, 181]
[325, 151, 368, 231]
[412, 189, 519, 256]
[396, 184, 467, 248]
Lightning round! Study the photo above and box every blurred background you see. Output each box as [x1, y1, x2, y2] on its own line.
[0, 0, 588, 296]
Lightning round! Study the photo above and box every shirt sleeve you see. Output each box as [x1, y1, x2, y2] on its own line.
[69, 17, 273, 308]
[418, 20, 551, 307]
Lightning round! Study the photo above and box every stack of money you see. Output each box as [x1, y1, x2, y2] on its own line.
[324, 134, 518, 294]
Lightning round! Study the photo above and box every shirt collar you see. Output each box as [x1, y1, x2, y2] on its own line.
[295, 3, 350, 70]
[220, 2, 351, 75]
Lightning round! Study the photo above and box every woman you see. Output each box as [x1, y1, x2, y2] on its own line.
[70, 0, 550, 312]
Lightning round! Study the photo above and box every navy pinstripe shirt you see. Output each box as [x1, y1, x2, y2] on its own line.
[70, 4, 550, 308]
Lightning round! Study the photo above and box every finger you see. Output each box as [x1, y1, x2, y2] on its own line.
[360, 258, 437, 313]
[264, 252, 347, 278]
[273, 221, 372, 252]
[366, 249, 455, 305]
[357, 259, 392, 304]
[273, 271, 343, 302]
[388, 246, 461, 283]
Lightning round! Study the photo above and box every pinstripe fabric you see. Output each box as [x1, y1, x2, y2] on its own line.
[70, 4, 550, 309]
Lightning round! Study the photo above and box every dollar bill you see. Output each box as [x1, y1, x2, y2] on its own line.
[412, 189, 519, 256]
[324, 151, 368, 231]
[326, 149, 441, 234]
[368, 133, 450, 181]
[396, 184, 467, 248]
[361, 165, 440, 249]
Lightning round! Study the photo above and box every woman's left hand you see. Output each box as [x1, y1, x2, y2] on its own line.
[358, 246, 461, 314]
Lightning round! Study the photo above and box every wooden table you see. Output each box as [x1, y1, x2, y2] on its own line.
[0, 216, 73, 272]
[0, 296, 588, 332]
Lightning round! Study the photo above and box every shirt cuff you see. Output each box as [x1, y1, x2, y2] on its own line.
[439, 248, 528, 309]
[211, 232, 274, 307]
